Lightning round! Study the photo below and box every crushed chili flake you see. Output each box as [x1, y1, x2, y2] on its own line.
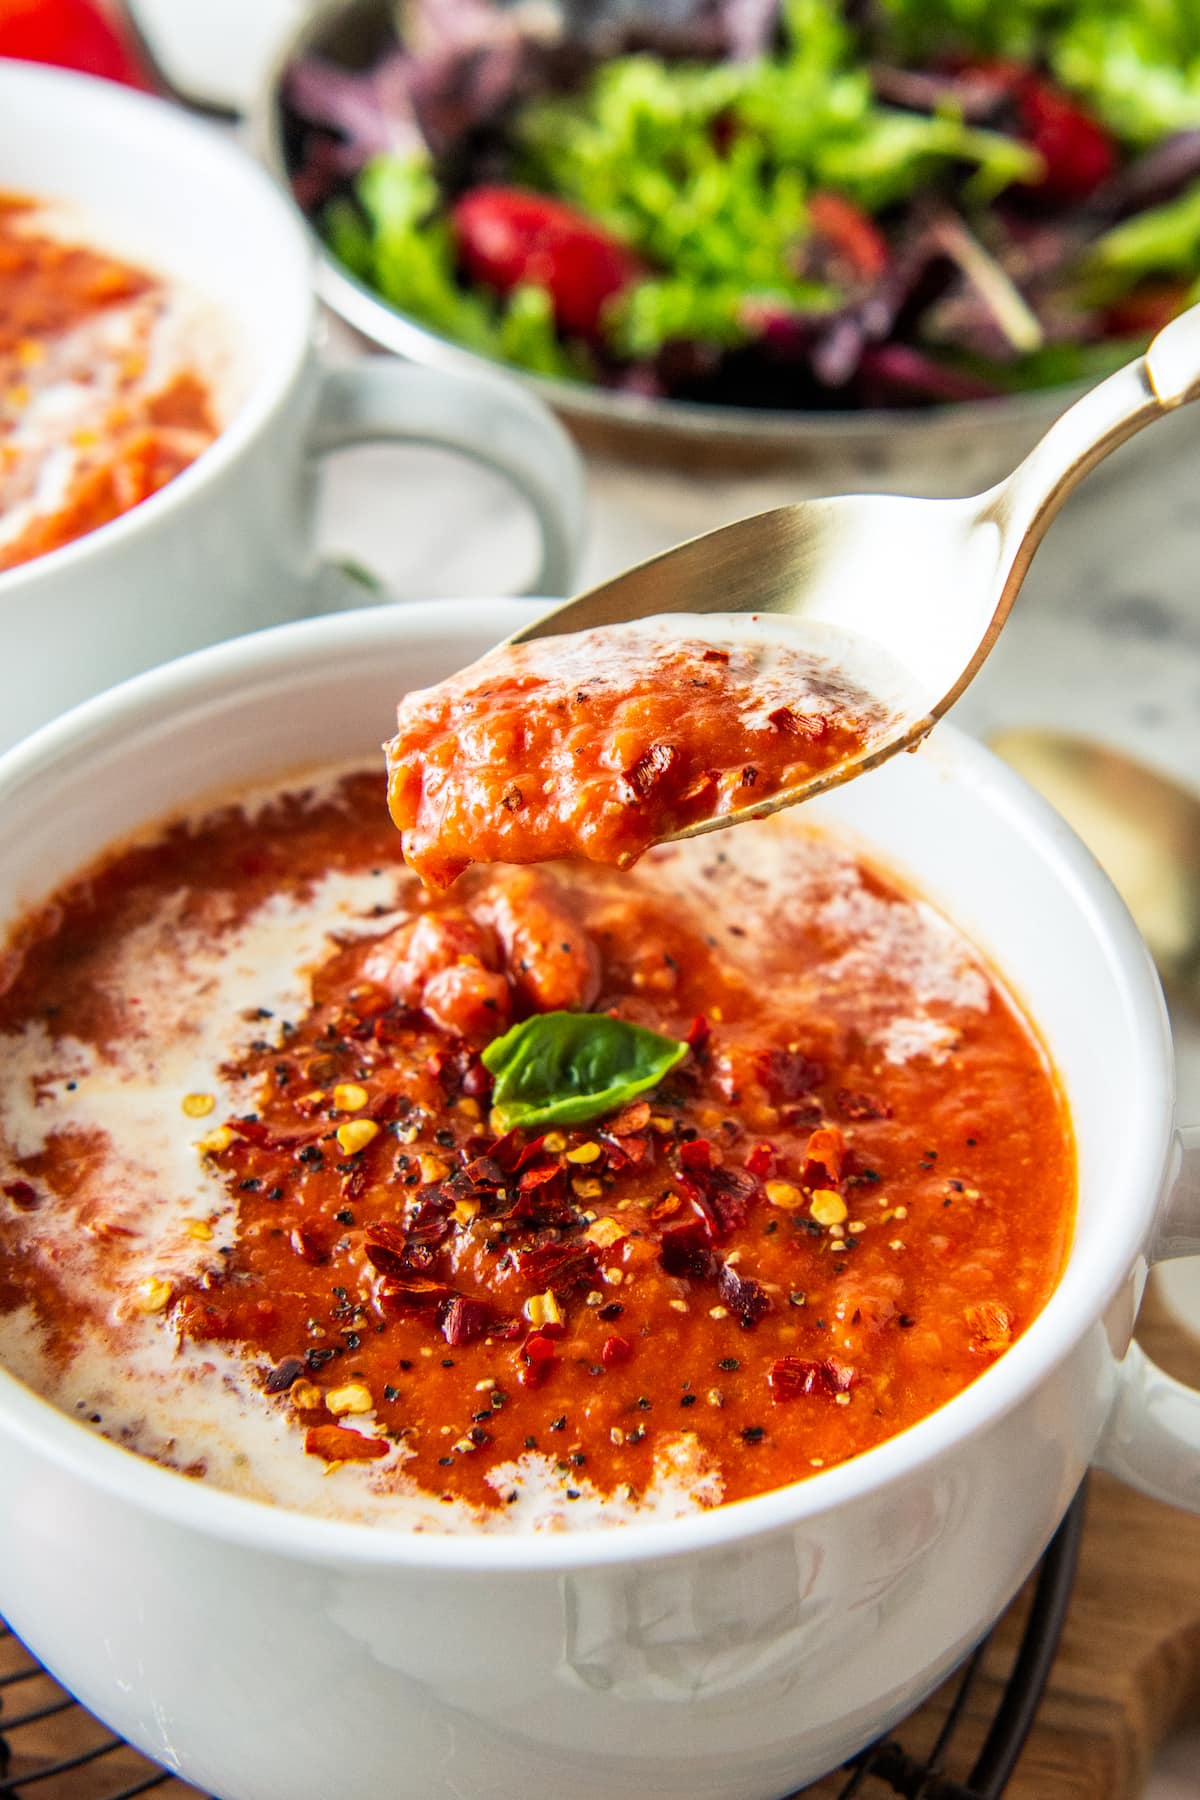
[304, 1424, 389, 1463]
[768, 1357, 856, 1401]
[264, 1356, 306, 1395]
[601, 1334, 632, 1368]
[621, 742, 680, 803]
[717, 1262, 771, 1326]
[836, 1089, 892, 1121]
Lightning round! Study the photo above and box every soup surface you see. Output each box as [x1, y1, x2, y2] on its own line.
[0, 766, 1074, 1533]
[387, 622, 895, 886]
[0, 194, 222, 573]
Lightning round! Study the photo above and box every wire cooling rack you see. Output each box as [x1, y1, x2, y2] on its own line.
[0, 1486, 1086, 1800]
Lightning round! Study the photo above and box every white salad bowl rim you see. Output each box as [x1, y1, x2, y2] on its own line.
[0, 599, 1175, 1572]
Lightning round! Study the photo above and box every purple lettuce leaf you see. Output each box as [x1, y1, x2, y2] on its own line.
[286, 0, 559, 206]
[564, 0, 781, 61]
[1086, 129, 1200, 223]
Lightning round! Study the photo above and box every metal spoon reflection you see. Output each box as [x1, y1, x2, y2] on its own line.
[990, 728, 1200, 1006]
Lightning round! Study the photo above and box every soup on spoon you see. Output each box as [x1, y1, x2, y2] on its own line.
[386, 618, 902, 887]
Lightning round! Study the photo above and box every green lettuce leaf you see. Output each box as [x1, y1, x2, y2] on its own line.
[482, 1012, 688, 1131]
[1084, 180, 1200, 297]
[516, 7, 1042, 358]
[872, 0, 1067, 63]
[324, 152, 584, 380]
[1052, 12, 1200, 148]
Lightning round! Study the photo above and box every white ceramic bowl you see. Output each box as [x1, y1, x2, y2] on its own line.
[0, 600, 1197, 1800]
[0, 63, 584, 751]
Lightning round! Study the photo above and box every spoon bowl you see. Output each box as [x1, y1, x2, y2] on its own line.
[509, 303, 1200, 842]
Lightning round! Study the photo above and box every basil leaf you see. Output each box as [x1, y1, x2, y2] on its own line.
[482, 1012, 688, 1131]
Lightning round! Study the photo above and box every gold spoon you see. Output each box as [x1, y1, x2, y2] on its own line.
[990, 729, 1200, 1005]
[509, 303, 1200, 845]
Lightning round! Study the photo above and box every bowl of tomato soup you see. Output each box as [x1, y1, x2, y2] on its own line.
[0, 600, 1194, 1800]
[0, 63, 582, 750]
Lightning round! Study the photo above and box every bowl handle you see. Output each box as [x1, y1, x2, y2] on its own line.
[1094, 1124, 1200, 1511]
[305, 361, 586, 603]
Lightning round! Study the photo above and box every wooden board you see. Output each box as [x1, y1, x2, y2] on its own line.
[3, 1278, 1199, 1800]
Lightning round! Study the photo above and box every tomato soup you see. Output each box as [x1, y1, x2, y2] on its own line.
[0, 194, 222, 573]
[386, 623, 894, 886]
[0, 767, 1073, 1533]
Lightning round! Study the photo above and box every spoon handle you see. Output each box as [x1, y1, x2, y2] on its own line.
[1146, 302, 1200, 409]
[983, 299, 1200, 592]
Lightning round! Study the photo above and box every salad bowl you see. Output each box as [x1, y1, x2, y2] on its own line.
[0, 599, 1196, 1800]
[256, 0, 1200, 489]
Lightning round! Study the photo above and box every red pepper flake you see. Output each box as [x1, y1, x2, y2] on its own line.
[801, 1126, 846, 1186]
[678, 1137, 713, 1173]
[518, 1330, 557, 1388]
[515, 1243, 596, 1289]
[305, 1424, 390, 1463]
[621, 742, 679, 802]
[768, 1357, 856, 1400]
[484, 1128, 523, 1170]
[377, 1275, 456, 1315]
[745, 1141, 775, 1178]
[686, 1015, 710, 1053]
[717, 1261, 771, 1325]
[507, 1186, 576, 1228]
[782, 1099, 824, 1130]
[442, 1295, 492, 1346]
[464, 1154, 506, 1188]
[681, 770, 719, 809]
[965, 1300, 1014, 1353]
[677, 1162, 758, 1239]
[461, 1060, 493, 1100]
[264, 1356, 306, 1395]
[757, 1046, 824, 1101]
[363, 1219, 412, 1276]
[767, 706, 828, 740]
[836, 1089, 892, 1121]
[518, 1158, 565, 1192]
[610, 1131, 651, 1169]
[659, 1221, 718, 1279]
[701, 648, 730, 663]
[600, 1139, 629, 1174]
[2, 1179, 38, 1211]
[226, 1116, 320, 1153]
[608, 1098, 651, 1137]
[511, 1134, 550, 1173]
[601, 1333, 633, 1368]
[289, 1221, 332, 1265]
[501, 785, 524, 811]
